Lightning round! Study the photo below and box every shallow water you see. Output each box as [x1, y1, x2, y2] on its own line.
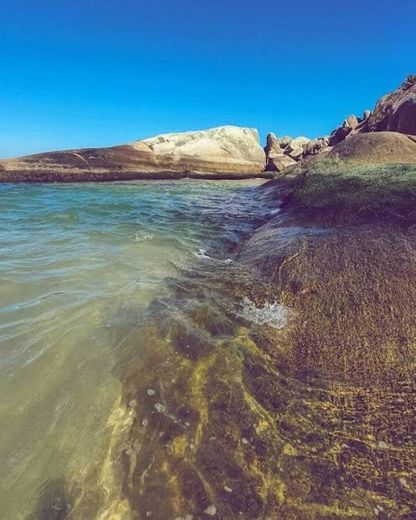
[2, 180, 414, 519]
[0, 179, 276, 519]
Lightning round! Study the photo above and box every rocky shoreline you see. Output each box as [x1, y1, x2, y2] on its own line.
[1, 76, 415, 183]
[90, 105, 416, 517]
[218, 112, 416, 516]
[232, 197, 416, 517]
[4, 75, 416, 519]
[103, 141, 416, 518]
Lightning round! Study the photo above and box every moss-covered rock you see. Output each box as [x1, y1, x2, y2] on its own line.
[263, 132, 416, 224]
[232, 136, 416, 518]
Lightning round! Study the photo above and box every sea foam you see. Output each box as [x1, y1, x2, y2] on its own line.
[240, 297, 290, 329]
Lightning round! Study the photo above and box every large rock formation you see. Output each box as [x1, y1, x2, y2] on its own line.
[264, 133, 325, 172]
[277, 132, 416, 222]
[265, 74, 416, 174]
[264, 131, 334, 173]
[324, 131, 416, 165]
[328, 74, 416, 146]
[329, 113, 363, 146]
[303, 136, 330, 156]
[363, 74, 416, 135]
[229, 130, 416, 518]
[0, 126, 266, 182]
[140, 126, 265, 174]
[264, 133, 297, 172]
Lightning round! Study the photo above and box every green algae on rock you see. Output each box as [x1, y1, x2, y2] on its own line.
[106, 143, 416, 518]
[105, 225, 416, 519]
[241, 224, 416, 518]
[233, 140, 416, 518]
[264, 132, 416, 224]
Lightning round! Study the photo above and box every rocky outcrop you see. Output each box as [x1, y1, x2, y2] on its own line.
[263, 131, 416, 224]
[229, 131, 416, 517]
[265, 74, 416, 172]
[328, 111, 370, 146]
[361, 74, 416, 135]
[328, 75, 416, 147]
[303, 136, 330, 156]
[3, 75, 415, 182]
[265, 154, 297, 173]
[264, 133, 322, 172]
[0, 126, 266, 182]
[264, 133, 297, 172]
[264, 133, 331, 172]
[324, 131, 416, 165]
[140, 126, 265, 173]
[285, 136, 310, 160]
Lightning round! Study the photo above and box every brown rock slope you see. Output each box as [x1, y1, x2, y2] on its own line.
[230, 131, 416, 518]
[0, 126, 266, 182]
[362, 74, 416, 135]
[325, 131, 416, 165]
[328, 74, 416, 147]
[281, 132, 416, 223]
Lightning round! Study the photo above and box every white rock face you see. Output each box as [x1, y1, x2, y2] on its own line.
[290, 136, 311, 148]
[0, 125, 267, 182]
[135, 126, 266, 174]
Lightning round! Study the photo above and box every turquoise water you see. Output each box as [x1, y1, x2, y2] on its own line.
[0, 179, 273, 519]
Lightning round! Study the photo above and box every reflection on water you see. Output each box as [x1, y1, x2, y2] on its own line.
[0, 179, 272, 519]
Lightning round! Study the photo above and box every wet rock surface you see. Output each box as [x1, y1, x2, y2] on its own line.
[112, 198, 416, 518]
[246, 156, 416, 518]
[102, 145, 416, 518]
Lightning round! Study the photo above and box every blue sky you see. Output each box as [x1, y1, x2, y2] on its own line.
[0, 0, 415, 157]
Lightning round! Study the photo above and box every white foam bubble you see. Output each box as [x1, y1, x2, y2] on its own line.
[135, 231, 154, 242]
[240, 297, 290, 329]
[193, 248, 211, 259]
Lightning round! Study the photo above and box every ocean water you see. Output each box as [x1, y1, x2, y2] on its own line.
[0, 179, 276, 519]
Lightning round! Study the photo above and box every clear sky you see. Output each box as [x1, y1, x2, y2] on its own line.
[0, 0, 415, 158]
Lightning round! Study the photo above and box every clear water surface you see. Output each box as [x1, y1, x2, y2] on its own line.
[0, 179, 273, 519]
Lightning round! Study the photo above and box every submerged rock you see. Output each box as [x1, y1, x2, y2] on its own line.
[203, 504, 217, 516]
[0, 126, 266, 182]
[78, 138, 416, 519]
